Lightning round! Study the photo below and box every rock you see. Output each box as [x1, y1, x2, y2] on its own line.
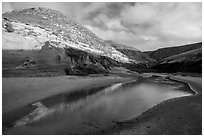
[4, 22, 15, 32]
[16, 59, 37, 69]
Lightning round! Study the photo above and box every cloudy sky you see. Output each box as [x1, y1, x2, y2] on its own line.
[2, 2, 202, 51]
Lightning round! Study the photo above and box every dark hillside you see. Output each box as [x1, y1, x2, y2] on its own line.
[145, 42, 201, 61]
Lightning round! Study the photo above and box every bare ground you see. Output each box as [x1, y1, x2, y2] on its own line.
[98, 75, 202, 135]
[2, 74, 201, 135]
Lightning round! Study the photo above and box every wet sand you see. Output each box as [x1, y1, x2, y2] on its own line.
[99, 75, 202, 135]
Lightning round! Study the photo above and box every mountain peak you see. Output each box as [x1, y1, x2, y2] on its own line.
[3, 7, 72, 25]
[3, 7, 134, 63]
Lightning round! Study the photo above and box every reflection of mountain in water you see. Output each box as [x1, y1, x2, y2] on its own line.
[12, 78, 192, 134]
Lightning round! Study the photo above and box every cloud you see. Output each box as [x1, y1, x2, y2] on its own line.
[85, 24, 160, 51]
[159, 3, 202, 39]
[2, 3, 14, 13]
[118, 3, 202, 50]
[120, 3, 158, 25]
[85, 2, 202, 50]
[85, 25, 134, 43]
[2, 2, 202, 51]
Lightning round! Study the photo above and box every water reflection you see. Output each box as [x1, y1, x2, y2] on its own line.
[9, 79, 192, 134]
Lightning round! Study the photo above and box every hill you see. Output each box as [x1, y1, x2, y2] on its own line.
[144, 42, 202, 61]
[149, 43, 202, 73]
[2, 7, 155, 76]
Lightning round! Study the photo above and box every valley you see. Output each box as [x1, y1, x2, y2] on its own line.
[2, 7, 202, 135]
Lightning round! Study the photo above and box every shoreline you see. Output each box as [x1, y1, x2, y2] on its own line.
[169, 77, 198, 95]
[2, 75, 136, 132]
[99, 74, 202, 135]
[3, 75, 136, 114]
[2, 74, 202, 135]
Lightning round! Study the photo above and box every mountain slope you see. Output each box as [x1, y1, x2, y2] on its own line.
[106, 40, 156, 67]
[161, 48, 201, 64]
[3, 7, 154, 76]
[145, 42, 202, 61]
[3, 7, 131, 63]
[150, 46, 202, 73]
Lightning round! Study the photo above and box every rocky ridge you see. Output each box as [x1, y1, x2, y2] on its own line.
[3, 7, 132, 63]
[3, 7, 157, 76]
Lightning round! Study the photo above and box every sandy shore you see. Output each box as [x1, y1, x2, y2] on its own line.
[99, 75, 202, 135]
[3, 75, 135, 114]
